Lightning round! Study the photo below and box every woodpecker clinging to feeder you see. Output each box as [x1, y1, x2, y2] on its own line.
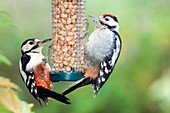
[62, 14, 122, 96]
[19, 38, 70, 105]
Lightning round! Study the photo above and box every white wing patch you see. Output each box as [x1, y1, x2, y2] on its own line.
[104, 68, 109, 74]
[99, 70, 104, 76]
[111, 35, 121, 66]
[101, 78, 105, 82]
[103, 62, 107, 66]
[19, 61, 27, 83]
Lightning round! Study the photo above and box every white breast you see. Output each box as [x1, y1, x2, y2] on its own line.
[26, 53, 44, 72]
[86, 28, 114, 61]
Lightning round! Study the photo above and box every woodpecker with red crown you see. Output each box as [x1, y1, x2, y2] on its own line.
[62, 14, 122, 96]
[19, 38, 70, 105]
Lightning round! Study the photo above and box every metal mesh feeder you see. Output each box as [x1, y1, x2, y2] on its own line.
[50, 0, 87, 81]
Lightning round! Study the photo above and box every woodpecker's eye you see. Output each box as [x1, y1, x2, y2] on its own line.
[105, 17, 109, 21]
[29, 41, 34, 45]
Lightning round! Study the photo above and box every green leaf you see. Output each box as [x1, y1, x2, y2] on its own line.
[0, 22, 15, 27]
[0, 54, 11, 66]
[0, 11, 15, 28]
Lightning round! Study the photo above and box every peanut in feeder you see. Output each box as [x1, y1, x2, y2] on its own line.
[50, 0, 87, 81]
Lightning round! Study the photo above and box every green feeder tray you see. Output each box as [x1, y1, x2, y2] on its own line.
[50, 71, 84, 82]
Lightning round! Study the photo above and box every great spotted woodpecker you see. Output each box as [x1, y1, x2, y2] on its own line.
[62, 14, 122, 96]
[19, 38, 70, 105]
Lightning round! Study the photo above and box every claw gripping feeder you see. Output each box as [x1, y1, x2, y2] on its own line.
[50, 0, 87, 81]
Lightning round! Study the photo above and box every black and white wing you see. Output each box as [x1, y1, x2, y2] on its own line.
[93, 31, 122, 95]
[19, 54, 39, 100]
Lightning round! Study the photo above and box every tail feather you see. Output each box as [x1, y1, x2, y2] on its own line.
[37, 86, 71, 105]
[42, 97, 48, 106]
[38, 99, 43, 106]
[62, 78, 91, 95]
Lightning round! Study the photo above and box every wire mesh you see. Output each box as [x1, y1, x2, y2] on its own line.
[51, 0, 87, 73]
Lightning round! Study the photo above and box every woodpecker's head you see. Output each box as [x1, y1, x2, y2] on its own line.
[89, 14, 119, 32]
[21, 38, 51, 54]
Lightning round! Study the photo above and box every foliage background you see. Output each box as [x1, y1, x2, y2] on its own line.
[0, 0, 170, 113]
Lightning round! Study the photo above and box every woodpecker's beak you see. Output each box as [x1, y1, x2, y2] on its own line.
[38, 38, 52, 46]
[89, 15, 99, 21]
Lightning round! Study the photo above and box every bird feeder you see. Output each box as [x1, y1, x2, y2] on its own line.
[50, 0, 87, 81]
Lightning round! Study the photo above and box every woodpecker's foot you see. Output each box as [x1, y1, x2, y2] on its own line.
[79, 19, 89, 39]
[85, 18, 89, 31]
[80, 31, 88, 39]
[48, 44, 52, 49]
[47, 44, 52, 62]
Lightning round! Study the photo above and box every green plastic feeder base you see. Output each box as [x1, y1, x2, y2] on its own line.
[50, 71, 84, 82]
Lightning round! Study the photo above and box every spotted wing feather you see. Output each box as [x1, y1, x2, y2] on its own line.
[20, 54, 39, 100]
[93, 31, 122, 95]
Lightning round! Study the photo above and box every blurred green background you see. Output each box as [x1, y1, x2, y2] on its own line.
[0, 0, 170, 113]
